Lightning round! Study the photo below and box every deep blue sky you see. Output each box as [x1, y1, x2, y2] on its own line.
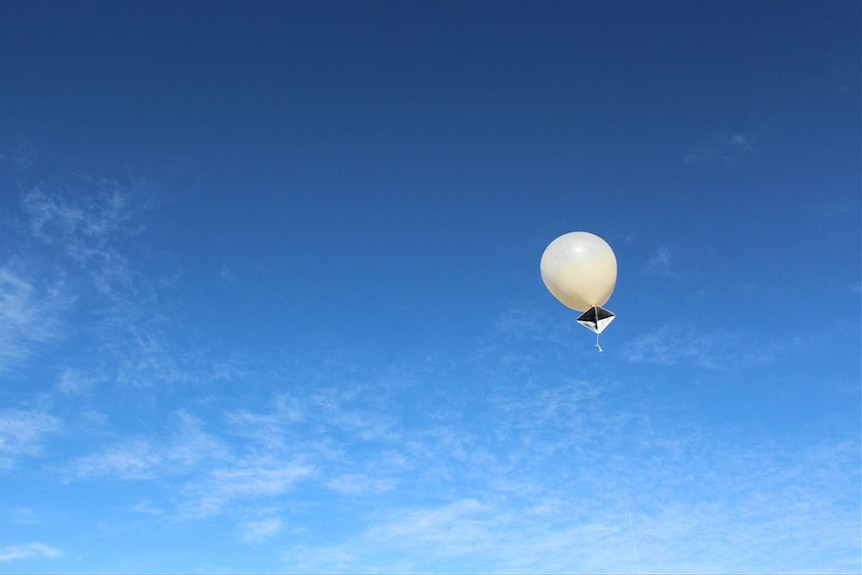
[1, 1, 860, 573]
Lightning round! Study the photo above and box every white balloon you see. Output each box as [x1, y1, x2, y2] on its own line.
[541, 231, 617, 312]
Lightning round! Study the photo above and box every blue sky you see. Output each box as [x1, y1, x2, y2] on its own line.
[1, 1, 859, 573]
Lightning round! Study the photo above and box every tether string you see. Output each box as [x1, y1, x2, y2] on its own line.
[594, 307, 603, 352]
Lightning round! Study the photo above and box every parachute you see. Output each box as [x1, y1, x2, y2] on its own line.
[541, 231, 617, 351]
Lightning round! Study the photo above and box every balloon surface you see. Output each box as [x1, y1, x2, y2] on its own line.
[540, 231, 617, 312]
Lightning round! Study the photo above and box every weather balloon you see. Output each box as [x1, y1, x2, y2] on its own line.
[541, 231, 617, 350]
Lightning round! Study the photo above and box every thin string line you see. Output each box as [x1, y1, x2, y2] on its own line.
[624, 484, 642, 575]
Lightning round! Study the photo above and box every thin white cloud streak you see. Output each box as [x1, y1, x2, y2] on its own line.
[65, 410, 230, 481]
[34, 351, 861, 573]
[7, 507, 42, 526]
[631, 438, 862, 574]
[804, 199, 857, 220]
[21, 177, 149, 274]
[804, 198, 859, 239]
[20, 187, 132, 303]
[223, 383, 400, 458]
[326, 473, 398, 496]
[645, 246, 679, 278]
[0, 267, 73, 371]
[0, 409, 63, 468]
[8, 296, 855, 572]
[278, 433, 860, 573]
[64, 407, 315, 519]
[6, 168, 190, 391]
[261, 314, 858, 572]
[172, 457, 315, 521]
[493, 304, 571, 344]
[199, 327, 855, 572]
[623, 323, 745, 369]
[56, 368, 100, 395]
[622, 321, 809, 370]
[363, 498, 500, 560]
[0, 542, 64, 562]
[487, 378, 631, 472]
[239, 517, 284, 544]
[685, 130, 758, 167]
[65, 437, 162, 480]
[196, 459, 313, 507]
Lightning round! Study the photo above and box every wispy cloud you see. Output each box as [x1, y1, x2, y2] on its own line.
[364, 498, 497, 557]
[0, 542, 64, 562]
[805, 199, 857, 220]
[492, 304, 570, 344]
[21, 177, 150, 276]
[66, 437, 162, 480]
[7, 507, 43, 525]
[5, 168, 187, 390]
[623, 323, 743, 369]
[0, 267, 73, 370]
[239, 517, 284, 544]
[622, 321, 810, 371]
[206, 459, 313, 500]
[326, 473, 398, 496]
[7, 295, 852, 571]
[25, 338, 858, 573]
[56, 368, 100, 395]
[645, 246, 679, 278]
[65, 410, 229, 481]
[65, 406, 315, 519]
[0, 409, 63, 468]
[685, 130, 758, 167]
[278, 431, 860, 573]
[177, 458, 314, 519]
[804, 198, 859, 237]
